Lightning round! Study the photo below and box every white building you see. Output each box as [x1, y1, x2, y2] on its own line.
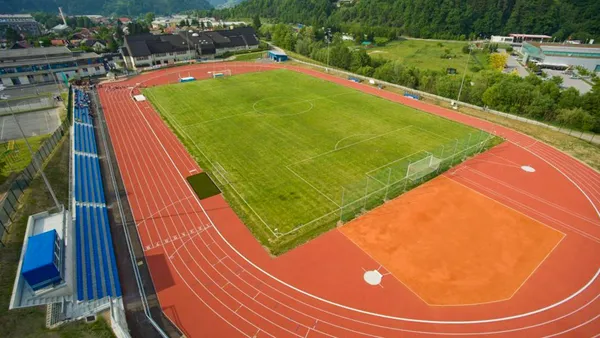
[491, 35, 514, 43]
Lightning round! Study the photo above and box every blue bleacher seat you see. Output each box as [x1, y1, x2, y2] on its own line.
[94, 207, 108, 298]
[76, 155, 82, 201]
[83, 206, 93, 300]
[99, 206, 121, 297]
[72, 90, 122, 300]
[95, 159, 106, 203]
[90, 207, 103, 299]
[76, 205, 84, 301]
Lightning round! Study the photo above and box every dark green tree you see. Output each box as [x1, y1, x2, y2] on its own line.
[253, 14, 262, 31]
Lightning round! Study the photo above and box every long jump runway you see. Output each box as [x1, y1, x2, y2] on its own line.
[98, 62, 600, 337]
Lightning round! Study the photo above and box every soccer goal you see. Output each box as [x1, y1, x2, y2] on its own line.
[406, 153, 442, 181]
[211, 69, 232, 78]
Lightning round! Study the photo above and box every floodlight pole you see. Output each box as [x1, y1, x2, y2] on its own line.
[11, 110, 61, 210]
[324, 27, 331, 73]
[40, 42, 61, 92]
[457, 44, 473, 103]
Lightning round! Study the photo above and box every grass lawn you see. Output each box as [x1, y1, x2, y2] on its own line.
[0, 135, 48, 185]
[234, 51, 267, 61]
[0, 134, 114, 338]
[144, 69, 496, 254]
[366, 39, 489, 72]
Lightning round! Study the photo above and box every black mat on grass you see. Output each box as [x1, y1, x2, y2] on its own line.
[187, 172, 221, 199]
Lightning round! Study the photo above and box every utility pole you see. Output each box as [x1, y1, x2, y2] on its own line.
[10, 107, 61, 209]
[457, 43, 473, 103]
[323, 27, 332, 72]
[40, 41, 61, 93]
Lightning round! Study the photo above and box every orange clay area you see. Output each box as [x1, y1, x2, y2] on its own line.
[340, 176, 564, 306]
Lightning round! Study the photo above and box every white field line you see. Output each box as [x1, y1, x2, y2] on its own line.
[124, 65, 600, 331]
[145, 89, 280, 238]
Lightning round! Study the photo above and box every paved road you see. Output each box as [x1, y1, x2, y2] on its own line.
[0, 109, 61, 141]
[503, 51, 529, 77]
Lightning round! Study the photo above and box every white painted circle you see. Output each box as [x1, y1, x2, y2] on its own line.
[363, 270, 383, 286]
[521, 165, 536, 173]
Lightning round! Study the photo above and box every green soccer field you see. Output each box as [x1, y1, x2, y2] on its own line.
[144, 69, 496, 254]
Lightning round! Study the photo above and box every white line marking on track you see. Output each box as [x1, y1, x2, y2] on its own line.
[101, 64, 600, 336]
[127, 65, 600, 326]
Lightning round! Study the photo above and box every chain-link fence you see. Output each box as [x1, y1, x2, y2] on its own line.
[208, 126, 497, 253]
[0, 94, 59, 114]
[340, 130, 494, 222]
[0, 88, 72, 246]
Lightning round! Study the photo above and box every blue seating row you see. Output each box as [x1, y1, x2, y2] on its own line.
[74, 154, 105, 204]
[74, 107, 92, 125]
[74, 123, 97, 154]
[75, 205, 122, 301]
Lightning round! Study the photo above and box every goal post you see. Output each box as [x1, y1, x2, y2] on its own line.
[406, 153, 442, 181]
[211, 69, 232, 78]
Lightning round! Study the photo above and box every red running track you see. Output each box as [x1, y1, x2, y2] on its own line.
[98, 62, 600, 337]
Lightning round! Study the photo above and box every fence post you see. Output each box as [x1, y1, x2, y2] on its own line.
[384, 168, 392, 200]
[2, 205, 13, 225]
[339, 187, 345, 222]
[363, 178, 369, 210]
[451, 139, 459, 166]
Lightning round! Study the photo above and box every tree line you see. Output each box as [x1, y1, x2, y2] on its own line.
[219, 0, 600, 41]
[266, 23, 600, 133]
[0, 0, 212, 16]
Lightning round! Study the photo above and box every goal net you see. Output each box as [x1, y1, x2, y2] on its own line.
[406, 153, 442, 181]
[211, 69, 232, 78]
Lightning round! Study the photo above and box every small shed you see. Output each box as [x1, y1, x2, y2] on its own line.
[268, 50, 288, 62]
[21, 230, 62, 291]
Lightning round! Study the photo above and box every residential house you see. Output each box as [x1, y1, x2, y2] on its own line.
[0, 15, 43, 39]
[81, 39, 107, 52]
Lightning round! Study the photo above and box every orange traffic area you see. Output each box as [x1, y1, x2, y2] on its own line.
[340, 176, 564, 306]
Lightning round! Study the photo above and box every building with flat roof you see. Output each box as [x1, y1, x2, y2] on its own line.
[510, 34, 552, 43]
[0, 14, 43, 39]
[268, 50, 288, 62]
[491, 35, 514, 44]
[0, 46, 107, 88]
[520, 42, 600, 73]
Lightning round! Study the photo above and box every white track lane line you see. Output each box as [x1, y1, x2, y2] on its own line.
[99, 64, 600, 336]
[128, 65, 600, 329]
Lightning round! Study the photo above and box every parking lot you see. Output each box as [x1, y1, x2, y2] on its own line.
[543, 69, 593, 94]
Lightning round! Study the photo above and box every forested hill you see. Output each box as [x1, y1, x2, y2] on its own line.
[221, 0, 600, 40]
[0, 0, 212, 16]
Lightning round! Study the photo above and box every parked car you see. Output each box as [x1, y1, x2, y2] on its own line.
[0, 94, 10, 100]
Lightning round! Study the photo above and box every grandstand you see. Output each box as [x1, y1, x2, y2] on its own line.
[71, 88, 121, 301]
[10, 88, 125, 331]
